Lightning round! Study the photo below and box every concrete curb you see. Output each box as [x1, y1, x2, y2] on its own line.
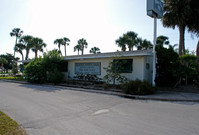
[1, 79, 199, 102]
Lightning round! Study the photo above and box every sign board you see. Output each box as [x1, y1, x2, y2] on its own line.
[147, 0, 164, 18]
[75, 62, 101, 75]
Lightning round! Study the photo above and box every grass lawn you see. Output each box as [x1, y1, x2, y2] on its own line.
[0, 72, 12, 74]
[0, 111, 26, 135]
[0, 76, 26, 81]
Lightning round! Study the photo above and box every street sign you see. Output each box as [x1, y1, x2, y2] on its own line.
[147, 0, 164, 18]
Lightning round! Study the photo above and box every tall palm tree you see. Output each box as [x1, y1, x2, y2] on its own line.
[90, 47, 101, 54]
[54, 38, 64, 55]
[156, 35, 170, 46]
[10, 28, 23, 57]
[115, 36, 126, 51]
[77, 38, 88, 55]
[19, 35, 33, 60]
[74, 44, 81, 55]
[31, 37, 47, 58]
[116, 31, 139, 51]
[163, 0, 194, 55]
[125, 31, 138, 51]
[15, 43, 26, 61]
[63, 37, 70, 56]
[185, 0, 199, 56]
[139, 39, 153, 50]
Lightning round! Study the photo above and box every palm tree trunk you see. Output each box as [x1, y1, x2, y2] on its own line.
[20, 51, 24, 61]
[179, 26, 185, 55]
[196, 40, 199, 56]
[58, 45, 60, 52]
[121, 46, 126, 51]
[14, 37, 18, 57]
[196, 40, 199, 82]
[128, 46, 132, 51]
[25, 49, 29, 60]
[82, 47, 84, 55]
[35, 50, 38, 58]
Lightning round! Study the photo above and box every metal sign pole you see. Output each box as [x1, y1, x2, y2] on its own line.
[147, 0, 164, 86]
[152, 17, 157, 86]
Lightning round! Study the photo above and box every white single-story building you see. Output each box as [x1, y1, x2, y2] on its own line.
[62, 49, 153, 84]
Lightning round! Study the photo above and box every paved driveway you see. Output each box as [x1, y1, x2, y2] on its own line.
[0, 80, 199, 135]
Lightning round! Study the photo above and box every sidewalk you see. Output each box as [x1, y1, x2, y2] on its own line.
[1, 79, 199, 102]
[128, 91, 199, 102]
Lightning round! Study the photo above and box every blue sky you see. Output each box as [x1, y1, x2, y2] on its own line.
[0, 0, 198, 59]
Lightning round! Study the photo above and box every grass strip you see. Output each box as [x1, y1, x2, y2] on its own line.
[0, 76, 25, 81]
[0, 111, 26, 135]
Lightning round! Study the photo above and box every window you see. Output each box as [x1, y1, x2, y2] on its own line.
[113, 59, 133, 73]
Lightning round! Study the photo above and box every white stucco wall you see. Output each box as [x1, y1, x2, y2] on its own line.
[66, 56, 152, 83]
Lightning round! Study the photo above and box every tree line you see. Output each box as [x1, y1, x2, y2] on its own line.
[9, 28, 102, 62]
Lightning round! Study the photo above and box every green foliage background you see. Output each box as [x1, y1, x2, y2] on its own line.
[24, 50, 64, 84]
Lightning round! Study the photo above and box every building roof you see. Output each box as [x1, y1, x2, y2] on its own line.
[63, 49, 153, 60]
[20, 50, 153, 63]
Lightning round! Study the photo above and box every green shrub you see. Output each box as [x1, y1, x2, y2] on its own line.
[24, 58, 46, 83]
[24, 50, 65, 84]
[74, 74, 102, 82]
[179, 54, 198, 85]
[122, 79, 155, 95]
[155, 45, 180, 86]
[47, 69, 64, 84]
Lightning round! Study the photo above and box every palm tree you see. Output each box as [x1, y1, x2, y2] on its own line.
[136, 37, 143, 50]
[77, 38, 88, 55]
[63, 37, 70, 56]
[90, 47, 101, 54]
[115, 36, 127, 51]
[74, 44, 81, 55]
[185, 0, 199, 56]
[54, 38, 64, 55]
[10, 28, 23, 57]
[156, 35, 170, 46]
[125, 31, 138, 51]
[15, 43, 26, 61]
[116, 31, 139, 51]
[163, 0, 197, 55]
[139, 39, 153, 50]
[31, 37, 47, 58]
[19, 35, 33, 60]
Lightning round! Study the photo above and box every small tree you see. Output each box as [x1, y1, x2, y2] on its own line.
[104, 55, 127, 85]
[0, 53, 18, 73]
[0, 57, 8, 73]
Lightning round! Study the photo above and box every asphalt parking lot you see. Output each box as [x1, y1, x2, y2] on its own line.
[0, 80, 199, 135]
